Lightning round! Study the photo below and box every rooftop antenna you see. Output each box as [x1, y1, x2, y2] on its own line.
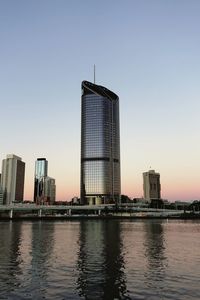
[94, 64, 96, 84]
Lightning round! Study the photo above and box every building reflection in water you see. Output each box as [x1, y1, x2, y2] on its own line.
[0, 221, 23, 297]
[143, 220, 168, 292]
[76, 220, 131, 299]
[29, 221, 55, 299]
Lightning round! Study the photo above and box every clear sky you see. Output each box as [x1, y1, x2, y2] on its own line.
[1, 0, 200, 201]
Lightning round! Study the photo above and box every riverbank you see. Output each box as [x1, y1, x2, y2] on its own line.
[0, 212, 200, 221]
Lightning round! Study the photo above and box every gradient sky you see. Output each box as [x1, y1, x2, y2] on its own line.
[1, 0, 200, 201]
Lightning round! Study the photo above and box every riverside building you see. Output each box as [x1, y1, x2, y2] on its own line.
[143, 170, 161, 202]
[81, 80, 121, 205]
[0, 188, 3, 205]
[0, 180, 3, 205]
[1, 154, 25, 205]
[44, 176, 56, 205]
[34, 158, 56, 204]
[34, 158, 48, 203]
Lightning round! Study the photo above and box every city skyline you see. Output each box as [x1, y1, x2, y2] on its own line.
[1, 1, 200, 201]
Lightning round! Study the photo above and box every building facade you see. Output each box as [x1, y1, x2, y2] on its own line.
[0, 175, 3, 205]
[1, 154, 25, 205]
[34, 158, 48, 204]
[44, 176, 56, 205]
[81, 80, 121, 205]
[143, 170, 161, 201]
[34, 158, 56, 204]
[0, 187, 3, 205]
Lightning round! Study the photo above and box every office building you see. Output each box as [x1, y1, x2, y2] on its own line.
[34, 158, 56, 204]
[0, 174, 3, 205]
[44, 176, 56, 205]
[81, 80, 121, 205]
[34, 158, 48, 204]
[1, 154, 25, 205]
[143, 170, 161, 201]
[0, 186, 3, 205]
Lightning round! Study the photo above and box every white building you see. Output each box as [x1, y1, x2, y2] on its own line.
[1, 154, 25, 205]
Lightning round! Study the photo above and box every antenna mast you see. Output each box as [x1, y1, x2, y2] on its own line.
[94, 64, 96, 84]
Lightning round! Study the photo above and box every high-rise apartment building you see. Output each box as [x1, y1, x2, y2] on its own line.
[143, 170, 161, 201]
[44, 176, 56, 205]
[81, 81, 121, 205]
[34, 158, 56, 204]
[1, 154, 25, 205]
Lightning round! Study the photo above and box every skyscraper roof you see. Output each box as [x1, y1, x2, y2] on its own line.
[82, 81, 118, 101]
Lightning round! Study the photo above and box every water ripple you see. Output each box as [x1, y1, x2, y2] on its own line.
[0, 220, 200, 299]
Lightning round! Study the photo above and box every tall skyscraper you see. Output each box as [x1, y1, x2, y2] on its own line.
[34, 158, 56, 204]
[81, 80, 121, 205]
[143, 170, 161, 201]
[34, 158, 48, 203]
[1, 154, 25, 205]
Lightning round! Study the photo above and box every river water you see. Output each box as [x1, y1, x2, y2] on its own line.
[0, 219, 200, 300]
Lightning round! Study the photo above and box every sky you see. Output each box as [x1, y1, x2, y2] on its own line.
[1, 0, 200, 201]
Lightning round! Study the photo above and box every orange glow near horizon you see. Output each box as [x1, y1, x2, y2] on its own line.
[24, 180, 200, 202]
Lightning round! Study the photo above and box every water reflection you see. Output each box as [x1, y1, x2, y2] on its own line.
[143, 221, 168, 294]
[29, 221, 55, 299]
[0, 221, 22, 296]
[1, 220, 200, 300]
[77, 220, 130, 299]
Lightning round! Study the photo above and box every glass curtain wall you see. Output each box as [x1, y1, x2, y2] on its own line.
[81, 81, 121, 205]
[34, 158, 48, 203]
